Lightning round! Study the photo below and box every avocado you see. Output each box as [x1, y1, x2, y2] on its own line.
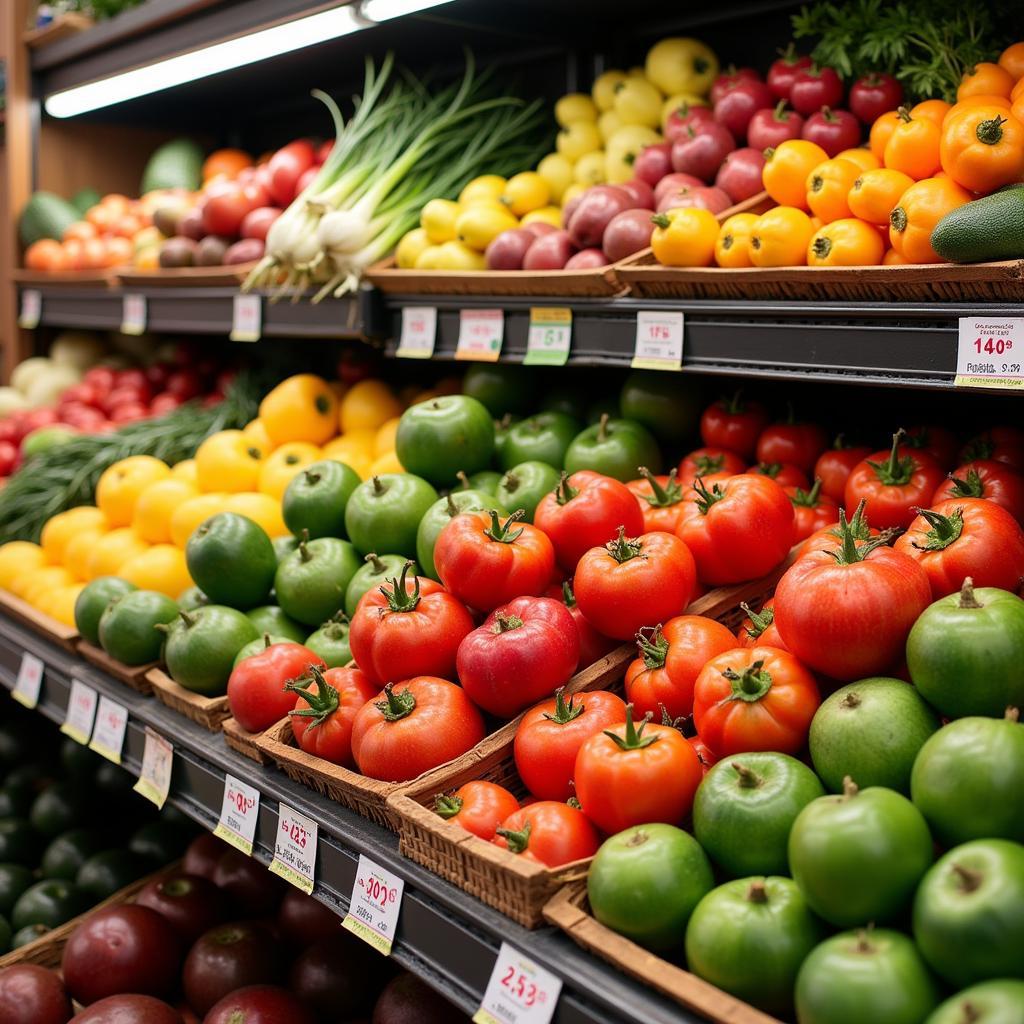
[18, 192, 81, 246]
[70, 188, 102, 217]
[140, 138, 203, 194]
[931, 186, 1024, 264]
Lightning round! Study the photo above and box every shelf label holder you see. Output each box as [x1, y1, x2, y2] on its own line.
[60, 678, 97, 744]
[955, 317, 1024, 390]
[133, 727, 173, 808]
[397, 306, 437, 358]
[456, 309, 504, 361]
[475, 942, 562, 1024]
[524, 308, 572, 366]
[231, 294, 262, 342]
[632, 310, 684, 370]
[269, 803, 317, 894]
[121, 294, 147, 335]
[18, 290, 41, 329]
[342, 853, 405, 955]
[89, 694, 128, 763]
[214, 774, 261, 855]
[12, 653, 43, 708]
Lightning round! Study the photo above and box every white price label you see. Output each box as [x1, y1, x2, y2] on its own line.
[231, 294, 262, 343]
[121, 294, 147, 335]
[396, 307, 437, 359]
[632, 310, 684, 370]
[955, 317, 1024, 390]
[18, 290, 41, 329]
[524, 308, 572, 366]
[60, 678, 97, 744]
[269, 804, 317, 894]
[12, 653, 43, 709]
[456, 309, 504, 361]
[342, 854, 405, 955]
[214, 774, 261, 855]
[474, 943, 562, 1024]
[133, 728, 173, 808]
[89, 694, 128, 764]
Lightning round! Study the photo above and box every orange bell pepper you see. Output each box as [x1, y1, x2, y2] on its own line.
[836, 148, 880, 172]
[940, 107, 1024, 193]
[869, 110, 902, 161]
[943, 95, 1012, 128]
[888, 177, 971, 264]
[999, 42, 1024, 80]
[910, 99, 952, 128]
[882, 248, 907, 266]
[958, 62, 1015, 101]
[1013, 77, 1024, 103]
[749, 207, 815, 267]
[714, 213, 758, 268]
[763, 140, 829, 210]
[805, 158, 861, 223]
[883, 108, 941, 180]
[650, 208, 719, 267]
[807, 218, 885, 267]
[848, 168, 915, 225]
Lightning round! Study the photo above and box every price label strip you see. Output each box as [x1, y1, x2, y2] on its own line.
[955, 317, 1024, 390]
[133, 728, 173, 808]
[214, 774, 261, 855]
[632, 310, 684, 371]
[231, 294, 262, 343]
[474, 943, 562, 1024]
[456, 309, 504, 361]
[524, 307, 572, 366]
[18, 289, 42, 329]
[89, 694, 128, 764]
[60, 678, 98, 744]
[12, 653, 44, 709]
[342, 854, 405, 955]
[269, 803, 317, 894]
[121, 294, 147, 335]
[396, 306, 437, 358]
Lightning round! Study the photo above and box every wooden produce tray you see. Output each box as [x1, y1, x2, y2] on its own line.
[145, 668, 230, 731]
[116, 263, 259, 288]
[544, 882, 782, 1024]
[76, 642, 156, 695]
[0, 590, 78, 652]
[12, 268, 118, 288]
[222, 716, 273, 764]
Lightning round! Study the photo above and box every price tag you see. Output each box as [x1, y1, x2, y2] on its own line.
[474, 943, 562, 1024]
[524, 308, 572, 366]
[18, 289, 41, 329]
[269, 804, 317, 894]
[342, 854, 405, 955]
[396, 306, 437, 358]
[12, 653, 44, 709]
[60, 678, 97, 744]
[456, 309, 504, 361]
[89, 694, 128, 764]
[214, 774, 261, 855]
[133, 728, 173, 808]
[121, 294, 147, 335]
[632, 310, 684, 370]
[231, 294, 262, 343]
[955, 317, 1024, 390]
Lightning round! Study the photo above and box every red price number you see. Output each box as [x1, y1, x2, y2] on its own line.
[646, 324, 670, 340]
[974, 337, 1013, 355]
[283, 820, 308, 848]
[360, 875, 397, 906]
[500, 967, 541, 1008]
[228, 788, 255, 814]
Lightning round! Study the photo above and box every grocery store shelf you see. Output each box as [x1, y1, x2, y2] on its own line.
[0, 613, 697, 1024]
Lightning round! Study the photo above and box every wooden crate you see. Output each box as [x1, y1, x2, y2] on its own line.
[0, 590, 78, 652]
[222, 715, 273, 764]
[11, 268, 116, 288]
[145, 668, 230, 731]
[544, 882, 782, 1024]
[116, 263, 258, 288]
[76, 641, 155, 695]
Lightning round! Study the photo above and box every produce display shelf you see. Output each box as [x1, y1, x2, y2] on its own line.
[0, 611, 699, 1024]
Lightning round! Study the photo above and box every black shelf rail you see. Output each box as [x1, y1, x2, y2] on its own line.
[0, 613, 698, 1024]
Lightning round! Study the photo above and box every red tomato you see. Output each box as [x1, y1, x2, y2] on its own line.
[904, 424, 959, 469]
[960, 427, 1024, 472]
[0, 964, 72, 1024]
[109, 402, 149, 424]
[755, 415, 829, 474]
[751, 462, 811, 488]
[814, 437, 873, 502]
[492, 802, 600, 867]
[768, 48, 814, 100]
[0, 441, 18, 476]
[227, 642, 325, 733]
[790, 65, 844, 116]
[513, 688, 626, 801]
[735, 598, 788, 651]
[204, 985, 314, 1024]
[534, 471, 644, 572]
[134, 872, 226, 946]
[699, 392, 770, 459]
[675, 474, 794, 585]
[544, 581, 618, 668]
[844, 431, 945, 529]
[349, 562, 474, 684]
[435, 781, 520, 840]
[72, 995, 182, 1024]
[773, 505, 932, 680]
[785, 479, 840, 541]
[678, 446, 747, 483]
[165, 369, 203, 400]
[849, 72, 903, 124]
[574, 529, 696, 640]
[894, 498, 1024, 599]
[932, 459, 1024, 523]
[456, 596, 579, 718]
[434, 510, 555, 612]
[626, 469, 689, 533]
[690, 734, 718, 774]
[692, 645, 820, 757]
[204, 182, 266, 238]
[351, 677, 486, 783]
[624, 616, 737, 720]
[83, 366, 116, 396]
[241, 206, 283, 242]
[289, 665, 378, 768]
[574, 710, 703, 833]
[150, 393, 182, 416]
[268, 140, 317, 207]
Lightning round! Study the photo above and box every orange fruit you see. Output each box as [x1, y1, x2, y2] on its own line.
[119, 545, 193, 598]
[133, 478, 200, 545]
[96, 456, 171, 528]
[169, 493, 231, 549]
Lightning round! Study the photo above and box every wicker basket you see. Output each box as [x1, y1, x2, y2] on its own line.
[145, 669, 231, 731]
[76, 642, 156, 695]
[544, 882, 782, 1024]
[0, 590, 78, 652]
[222, 716, 273, 764]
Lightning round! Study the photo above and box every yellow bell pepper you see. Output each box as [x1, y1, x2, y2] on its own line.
[651, 208, 719, 267]
[258, 374, 338, 447]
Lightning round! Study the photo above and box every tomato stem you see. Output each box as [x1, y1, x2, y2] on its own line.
[731, 761, 762, 788]
[287, 665, 339, 729]
[604, 704, 658, 750]
[909, 505, 964, 551]
[493, 612, 524, 634]
[555, 471, 579, 506]
[757, 462, 782, 480]
[542, 687, 585, 725]
[485, 508, 525, 544]
[976, 115, 1007, 146]
[567, 795, 582, 809]
[606, 525, 642, 563]
[692, 475, 726, 516]
[722, 389, 746, 415]
[962, 436, 995, 462]
[948, 468, 984, 499]
[739, 602, 774, 642]
[639, 467, 683, 508]
[561, 580, 577, 608]
[693, 452, 727, 476]
[496, 820, 531, 854]
[375, 682, 416, 722]
[434, 793, 463, 819]
[635, 624, 669, 669]
[382, 561, 420, 613]
[828, 502, 890, 565]
[959, 575, 983, 609]
[651, 212, 672, 229]
[746, 880, 768, 904]
[789, 478, 824, 508]
[722, 659, 773, 702]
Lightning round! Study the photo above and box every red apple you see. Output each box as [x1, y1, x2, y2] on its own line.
[802, 107, 861, 156]
[671, 122, 736, 182]
[747, 101, 806, 150]
[715, 148, 767, 202]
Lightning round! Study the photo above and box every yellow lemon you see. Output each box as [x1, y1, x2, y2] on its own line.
[369, 450, 404, 475]
[48, 583, 85, 627]
[432, 240, 487, 270]
[396, 227, 431, 269]
[458, 175, 506, 206]
[413, 245, 443, 270]
[119, 545, 193, 598]
[258, 443, 322, 501]
[18, 566, 75, 605]
[501, 172, 550, 217]
[86, 528, 148, 580]
[597, 109, 624, 143]
[242, 418, 276, 454]
[556, 121, 602, 162]
[374, 418, 402, 458]
[170, 459, 199, 485]
[41, 507, 107, 566]
[593, 69, 629, 111]
[562, 182, 588, 207]
[322, 435, 375, 479]
[132, 478, 200, 544]
[536, 153, 574, 203]
[454, 203, 519, 252]
[420, 198, 461, 245]
[169, 493, 230, 548]
[96, 456, 171, 528]
[64, 528, 108, 582]
[195, 430, 265, 493]
[555, 93, 598, 127]
[339, 381, 403, 434]
[613, 77, 663, 128]
[0, 541, 47, 589]
[521, 207, 563, 229]
[574, 151, 608, 186]
[224, 492, 288, 538]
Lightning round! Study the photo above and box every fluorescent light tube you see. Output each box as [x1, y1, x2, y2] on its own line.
[359, 0, 454, 22]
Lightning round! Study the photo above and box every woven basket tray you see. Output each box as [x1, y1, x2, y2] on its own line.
[0, 590, 78, 652]
[145, 668, 230, 731]
[223, 716, 273, 764]
[544, 882, 782, 1024]
[76, 642, 156, 695]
